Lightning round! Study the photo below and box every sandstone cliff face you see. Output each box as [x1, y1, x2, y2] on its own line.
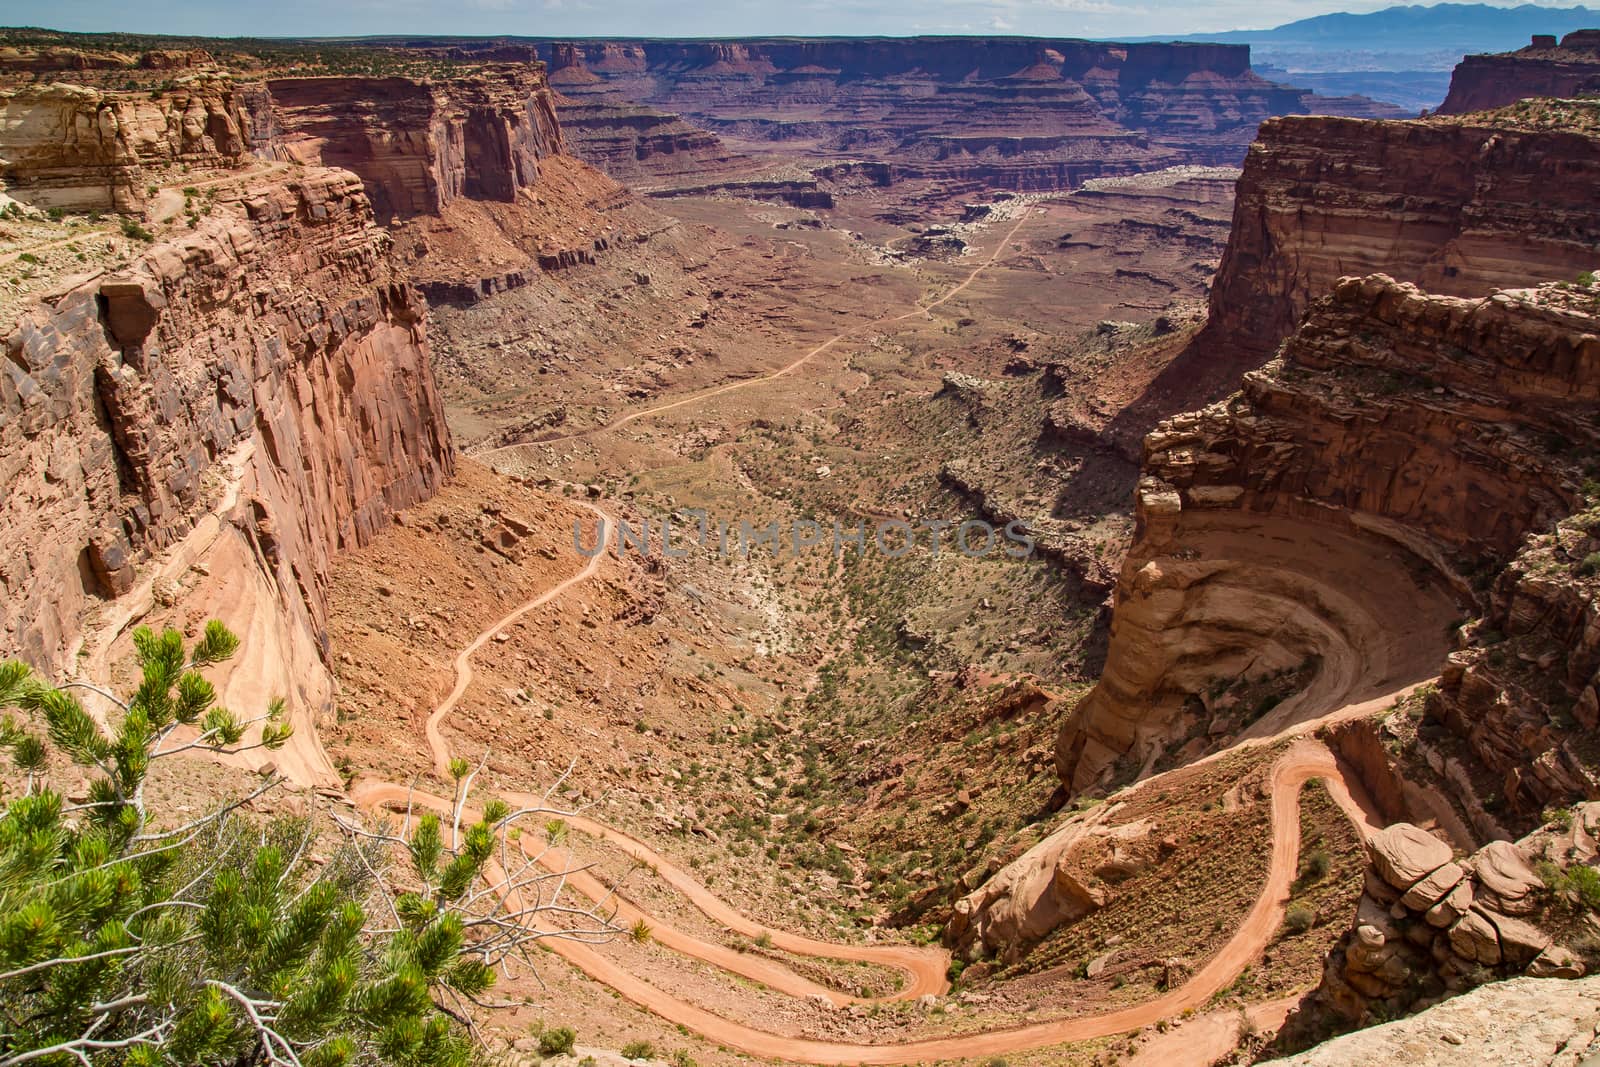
[1057, 276, 1598, 793]
[267, 66, 564, 222]
[1, 169, 453, 778]
[0, 76, 254, 210]
[521, 38, 1400, 191]
[1438, 30, 1600, 115]
[1204, 114, 1600, 365]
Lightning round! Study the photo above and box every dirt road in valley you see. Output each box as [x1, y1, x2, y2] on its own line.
[336, 207, 1393, 1061]
[472, 208, 1037, 458]
[345, 497, 1388, 1063]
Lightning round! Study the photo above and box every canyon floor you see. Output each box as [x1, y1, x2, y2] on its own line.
[8, 37, 1594, 1065]
[271, 171, 1409, 1066]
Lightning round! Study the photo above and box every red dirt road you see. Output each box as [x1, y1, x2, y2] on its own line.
[350, 504, 1386, 1064]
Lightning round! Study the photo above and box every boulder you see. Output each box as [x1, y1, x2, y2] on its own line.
[1526, 944, 1585, 979]
[1401, 860, 1465, 911]
[1483, 910, 1550, 966]
[1369, 823, 1454, 891]
[1448, 909, 1502, 965]
[1471, 841, 1542, 916]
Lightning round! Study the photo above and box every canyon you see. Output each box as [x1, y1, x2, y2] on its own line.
[3, 20, 1600, 1067]
[1439, 29, 1600, 114]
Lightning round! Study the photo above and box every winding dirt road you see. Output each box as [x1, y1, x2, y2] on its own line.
[473, 208, 1036, 458]
[349, 500, 1385, 1063]
[343, 207, 1393, 1061]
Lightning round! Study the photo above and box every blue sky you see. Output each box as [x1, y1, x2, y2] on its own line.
[0, 0, 1583, 39]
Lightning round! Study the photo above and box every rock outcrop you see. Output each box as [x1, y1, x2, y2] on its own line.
[545, 43, 752, 187]
[1057, 275, 1599, 793]
[266, 65, 564, 222]
[1438, 30, 1600, 116]
[1281, 816, 1587, 1046]
[1263, 974, 1600, 1066]
[1204, 111, 1600, 365]
[1429, 491, 1600, 826]
[0, 76, 255, 210]
[1, 169, 453, 778]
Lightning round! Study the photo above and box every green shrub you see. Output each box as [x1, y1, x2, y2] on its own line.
[539, 1026, 577, 1056]
[119, 216, 155, 242]
[621, 1040, 657, 1061]
[0, 621, 596, 1067]
[1581, 552, 1600, 577]
[1284, 903, 1316, 935]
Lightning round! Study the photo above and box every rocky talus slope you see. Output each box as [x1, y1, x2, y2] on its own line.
[1057, 275, 1600, 795]
[1438, 29, 1600, 115]
[1203, 110, 1600, 365]
[0, 75, 256, 210]
[1, 168, 452, 777]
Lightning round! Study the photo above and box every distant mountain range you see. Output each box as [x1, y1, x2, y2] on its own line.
[1121, 3, 1599, 112]
[1136, 3, 1597, 55]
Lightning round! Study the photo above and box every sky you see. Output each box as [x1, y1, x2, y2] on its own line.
[0, 0, 1585, 40]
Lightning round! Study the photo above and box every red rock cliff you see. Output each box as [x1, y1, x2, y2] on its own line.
[1438, 30, 1600, 115]
[1, 169, 453, 777]
[1057, 275, 1598, 794]
[0, 75, 255, 211]
[506, 37, 1401, 190]
[1203, 112, 1600, 365]
[267, 65, 564, 222]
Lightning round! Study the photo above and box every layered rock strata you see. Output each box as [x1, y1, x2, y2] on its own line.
[0, 76, 255, 210]
[1057, 276, 1599, 793]
[1439, 30, 1600, 115]
[1, 169, 453, 776]
[522, 38, 1401, 191]
[266, 66, 564, 222]
[1204, 113, 1600, 364]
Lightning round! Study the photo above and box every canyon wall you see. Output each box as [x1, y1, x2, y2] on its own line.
[1203, 113, 1600, 366]
[1438, 30, 1600, 115]
[513, 38, 1401, 192]
[0, 76, 255, 210]
[1057, 275, 1600, 793]
[546, 43, 752, 187]
[1, 169, 453, 779]
[266, 65, 564, 222]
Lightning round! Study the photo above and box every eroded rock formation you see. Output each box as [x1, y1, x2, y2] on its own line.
[1057, 276, 1599, 794]
[1, 169, 453, 778]
[0, 76, 254, 210]
[266, 66, 564, 221]
[514, 38, 1401, 194]
[1285, 818, 1584, 1041]
[1204, 112, 1600, 364]
[1439, 30, 1600, 115]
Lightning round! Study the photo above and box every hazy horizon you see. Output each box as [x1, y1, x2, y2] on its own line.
[1, 0, 1590, 43]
